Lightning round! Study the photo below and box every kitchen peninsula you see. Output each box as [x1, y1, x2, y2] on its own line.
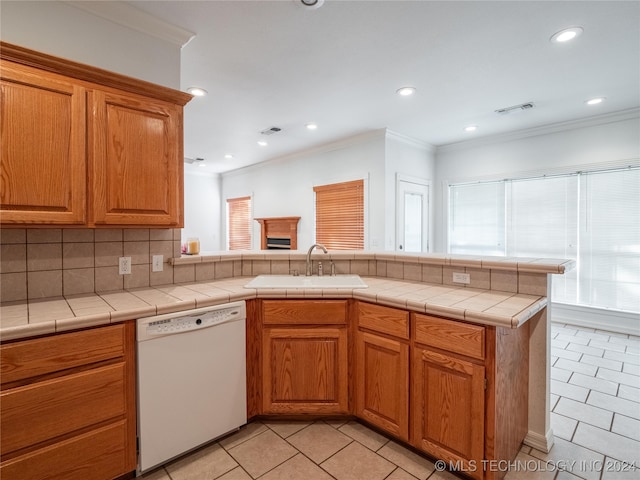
[0, 251, 573, 480]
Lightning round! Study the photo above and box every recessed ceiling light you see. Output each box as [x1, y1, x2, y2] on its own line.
[198, 162, 207, 167]
[224, 154, 234, 159]
[396, 86, 416, 97]
[257, 140, 268, 147]
[306, 123, 318, 130]
[550, 26, 583, 43]
[585, 97, 606, 105]
[186, 87, 208, 97]
[464, 125, 478, 132]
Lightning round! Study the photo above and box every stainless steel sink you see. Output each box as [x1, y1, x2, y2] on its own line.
[244, 274, 367, 289]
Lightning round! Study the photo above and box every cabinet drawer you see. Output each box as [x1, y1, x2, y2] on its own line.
[0, 420, 133, 480]
[263, 300, 347, 325]
[1, 363, 127, 455]
[358, 302, 409, 340]
[1, 324, 126, 385]
[414, 314, 485, 360]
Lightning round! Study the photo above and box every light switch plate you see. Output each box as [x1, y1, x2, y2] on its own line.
[452, 272, 470, 284]
[152, 255, 164, 272]
[119, 257, 132, 275]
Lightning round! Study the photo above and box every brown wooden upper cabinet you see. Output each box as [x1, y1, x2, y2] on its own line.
[0, 42, 191, 227]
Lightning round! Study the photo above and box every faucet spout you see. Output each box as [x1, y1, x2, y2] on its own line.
[306, 243, 328, 276]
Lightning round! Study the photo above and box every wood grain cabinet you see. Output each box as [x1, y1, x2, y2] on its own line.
[0, 61, 87, 225]
[411, 314, 486, 480]
[261, 300, 349, 414]
[355, 302, 410, 441]
[0, 323, 136, 480]
[0, 42, 190, 227]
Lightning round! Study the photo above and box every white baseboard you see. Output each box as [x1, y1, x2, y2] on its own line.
[551, 302, 640, 337]
[524, 429, 554, 453]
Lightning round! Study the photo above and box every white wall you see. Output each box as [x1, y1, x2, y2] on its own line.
[183, 172, 222, 252]
[0, 0, 181, 88]
[385, 131, 436, 251]
[433, 110, 640, 252]
[223, 130, 387, 250]
[221, 128, 436, 252]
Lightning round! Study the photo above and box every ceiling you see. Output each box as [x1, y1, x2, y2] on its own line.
[126, 0, 639, 174]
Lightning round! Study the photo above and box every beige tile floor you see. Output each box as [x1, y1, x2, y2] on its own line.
[140, 322, 639, 480]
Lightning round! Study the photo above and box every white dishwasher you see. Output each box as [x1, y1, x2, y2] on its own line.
[136, 301, 247, 475]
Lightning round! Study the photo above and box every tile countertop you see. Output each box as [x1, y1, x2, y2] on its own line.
[0, 276, 548, 342]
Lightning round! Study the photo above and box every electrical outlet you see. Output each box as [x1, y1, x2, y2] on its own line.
[119, 256, 132, 275]
[452, 272, 470, 284]
[152, 255, 164, 272]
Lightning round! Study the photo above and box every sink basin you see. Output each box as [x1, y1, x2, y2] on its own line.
[244, 274, 368, 289]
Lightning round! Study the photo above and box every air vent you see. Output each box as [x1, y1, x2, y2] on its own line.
[184, 157, 205, 164]
[495, 102, 535, 115]
[260, 127, 282, 136]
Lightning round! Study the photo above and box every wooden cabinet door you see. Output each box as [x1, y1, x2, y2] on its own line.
[411, 347, 485, 480]
[355, 331, 409, 440]
[263, 327, 348, 414]
[0, 61, 86, 225]
[90, 89, 183, 226]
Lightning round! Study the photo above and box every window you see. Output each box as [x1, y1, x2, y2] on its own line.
[314, 179, 364, 250]
[448, 167, 640, 313]
[449, 182, 505, 255]
[227, 196, 252, 250]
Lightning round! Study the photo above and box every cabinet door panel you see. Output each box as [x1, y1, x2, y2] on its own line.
[263, 327, 348, 414]
[355, 331, 409, 440]
[1, 363, 127, 455]
[412, 348, 484, 480]
[0, 420, 132, 480]
[90, 90, 182, 226]
[0, 62, 86, 224]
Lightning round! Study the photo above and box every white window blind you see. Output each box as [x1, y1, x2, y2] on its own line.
[578, 169, 640, 312]
[449, 182, 505, 255]
[448, 167, 640, 314]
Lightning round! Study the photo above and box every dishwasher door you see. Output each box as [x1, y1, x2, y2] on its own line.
[136, 301, 247, 474]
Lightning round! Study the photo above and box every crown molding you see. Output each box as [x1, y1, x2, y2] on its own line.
[437, 108, 640, 154]
[222, 129, 388, 178]
[65, 1, 195, 47]
[386, 129, 436, 153]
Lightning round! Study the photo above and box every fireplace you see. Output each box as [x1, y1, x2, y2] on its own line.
[255, 217, 300, 250]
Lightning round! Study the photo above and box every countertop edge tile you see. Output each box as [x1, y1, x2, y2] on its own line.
[56, 313, 112, 333]
[2, 276, 548, 341]
[1, 321, 56, 342]
[110, 306, 157, 322]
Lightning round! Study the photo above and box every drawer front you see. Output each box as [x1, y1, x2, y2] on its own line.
[1, 363, 127, 456]
[1, 324, 125, 385]
[263, 300, 347, 325]
[414, 314, 485, 360]
[0, 420, 133, 480]
[358, 302, 409, 340]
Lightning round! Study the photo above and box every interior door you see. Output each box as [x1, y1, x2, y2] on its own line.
[397, 176, 429, 252]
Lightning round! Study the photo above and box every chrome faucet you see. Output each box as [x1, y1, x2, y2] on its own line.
[306, 243, 328, 276]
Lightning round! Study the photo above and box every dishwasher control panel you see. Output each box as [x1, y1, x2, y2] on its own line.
[146, 309, 238, 335]
[137, 301, 246, 342]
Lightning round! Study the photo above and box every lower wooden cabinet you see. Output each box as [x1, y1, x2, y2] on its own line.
[261, 300, 349, 414]
[355, 302, 410, 441]
[0, 323, 136, 480]
[355, 330, 409, 440]
[248, 299, 530, 480]
[411, 346, 485, 480]
[263, 326, 348, 414]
